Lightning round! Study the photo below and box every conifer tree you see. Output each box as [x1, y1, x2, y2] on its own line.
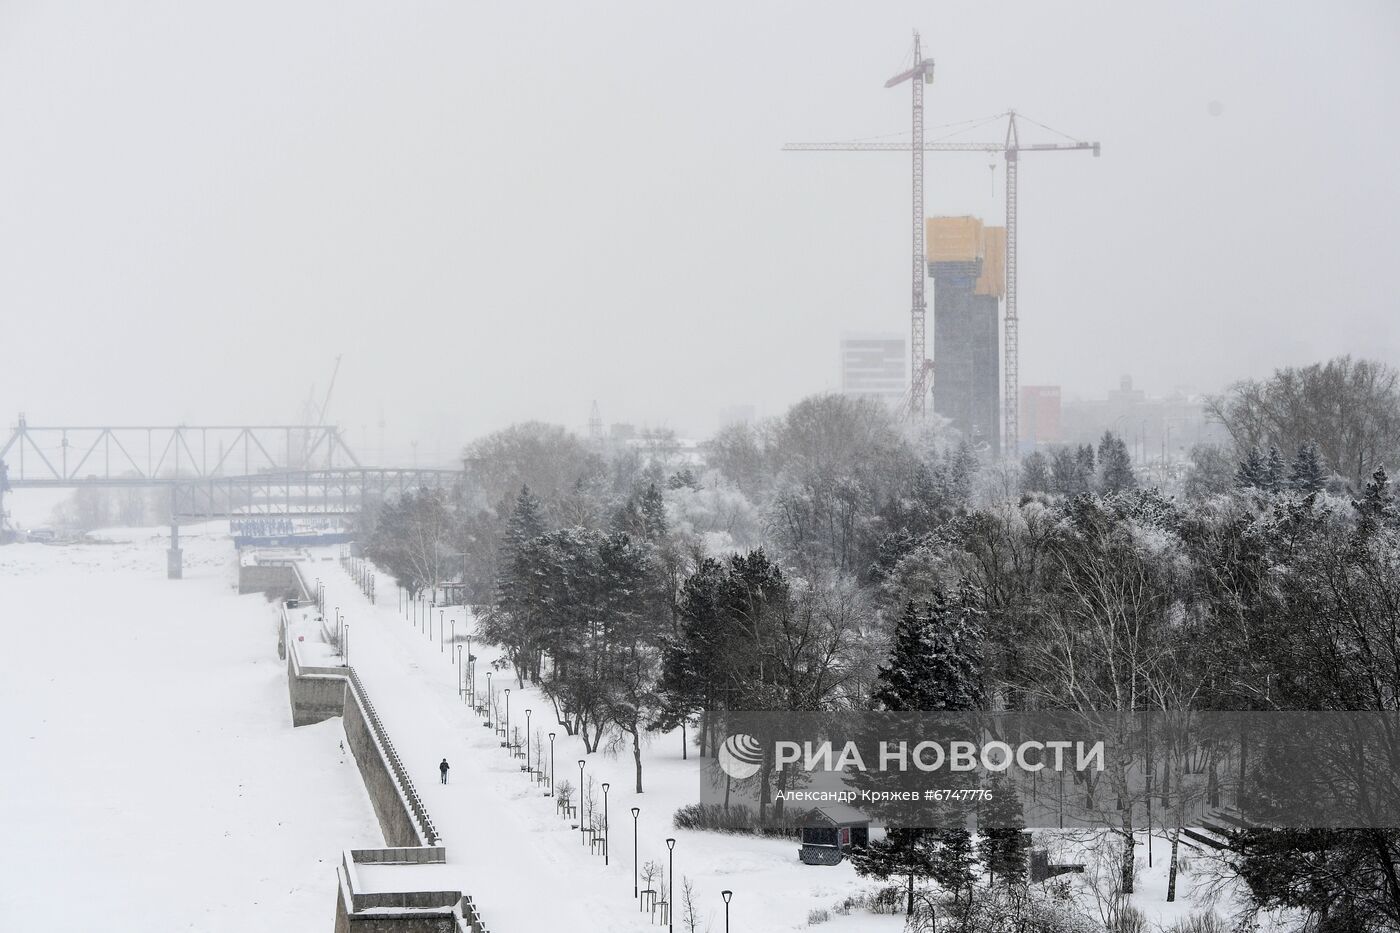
[978, 774, 1029, 886]
[489, 485, 549, 680]
[1288, 443, 1328, 494]
[1097, 431, 1138, 494]
[638, 483, 668, 540]
[500, 485, 546, 569]
[931, 828, 977, 904]
[1264, 445, 1287, 493]
[1075, 444, 1096, 481]
[947, 441, 980, 503]
[850, 829, 938, 916]
[1020, 451, 1051, 494]
[1353, 466, 1396, 529]
[851, 589, 986, 913]
[1235, 448, 1268, 490]
[872, 593, 984, 712]
[1049, 446, 1092, 496]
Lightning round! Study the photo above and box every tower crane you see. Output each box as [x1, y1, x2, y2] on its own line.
[787, 79, 1099, 454]
[878, 31, 936, 420]
[316, 354, 343, 427]
[296, 354, 344, 468]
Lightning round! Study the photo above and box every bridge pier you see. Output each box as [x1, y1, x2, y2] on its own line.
[167, 493, 182, 579]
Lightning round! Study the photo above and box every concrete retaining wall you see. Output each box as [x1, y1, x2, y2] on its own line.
[349, 847, 447, 865]
[282, 622, 435, 847]
[286, 649, 347, 727]
[278, 590, 490, 932]
[342, 689, 424, 848]
[333, 850, 491, 933]
[239, 563, 302, 599]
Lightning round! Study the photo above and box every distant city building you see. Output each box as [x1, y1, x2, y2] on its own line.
[1107, 374, 1146, 406]
[839, 333, 906, 409]
[1059, 375, 1229, 462]
[1020, 386, 1062, 447]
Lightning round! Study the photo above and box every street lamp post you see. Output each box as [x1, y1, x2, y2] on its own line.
[439, 609, 445, 653]
[343, 624, 349, 666]
[504, 688, 511, 744]
[548, 733, 556, 796]
[666, 838, 676, 933]
[722, 890, 732, 932]
[465, 635, 473, 703]
[525, 709, 532, 773]
[456, 645, 463, 696]
[578, 760, 586, 844]
[631, 807, 640, 897]
[485, 672, 493, 727]
[601, 782, 610, 865]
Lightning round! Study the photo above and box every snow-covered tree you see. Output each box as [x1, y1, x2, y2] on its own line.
[1288, 442, 1328, 494]
[1020, 451, 1051, 495]
[977, 774, 1029, 887]
[873, 593, 984, 712]
[1097, 431, 1137, 494]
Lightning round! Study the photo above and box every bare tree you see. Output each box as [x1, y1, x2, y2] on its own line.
[367, 486, 458, 595]
[1206, 356, 1400, 489]
[680, 876, 705, 933]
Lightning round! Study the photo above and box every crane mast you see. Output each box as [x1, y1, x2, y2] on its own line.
[785, 97, 1098, 455]
[884, 33, 936, 417]
[908, 35, 928, 418]
[1003, 115, 1020, 458]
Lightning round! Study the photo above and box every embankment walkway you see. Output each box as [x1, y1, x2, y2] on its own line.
[305, 557, 650, 933]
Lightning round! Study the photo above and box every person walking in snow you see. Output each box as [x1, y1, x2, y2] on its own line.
[439, 758, 450, 784]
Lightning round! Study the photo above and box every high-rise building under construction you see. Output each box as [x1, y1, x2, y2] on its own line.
[927, 217, 1005, 455]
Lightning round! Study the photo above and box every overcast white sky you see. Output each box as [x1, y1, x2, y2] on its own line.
[1, 1, 1397, 463]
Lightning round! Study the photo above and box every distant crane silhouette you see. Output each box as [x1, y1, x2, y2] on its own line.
[786, 36, 1099, 454]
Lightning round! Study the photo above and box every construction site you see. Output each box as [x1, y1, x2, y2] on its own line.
[787, 32, 1099, 457]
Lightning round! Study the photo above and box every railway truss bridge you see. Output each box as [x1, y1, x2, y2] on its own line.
[0, 416, 462, 577]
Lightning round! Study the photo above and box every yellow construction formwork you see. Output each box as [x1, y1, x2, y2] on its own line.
[975, 226, 1006, 298]
[926, 216, 984, 264]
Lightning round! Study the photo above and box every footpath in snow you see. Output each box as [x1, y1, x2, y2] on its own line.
[307, 552, 887, 933]
[312, 551, 1235, 933]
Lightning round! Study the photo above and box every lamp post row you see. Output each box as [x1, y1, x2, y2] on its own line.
[374, 567, 735, 928]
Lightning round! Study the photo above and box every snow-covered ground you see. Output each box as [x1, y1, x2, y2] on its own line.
[310, 553, 895, 932]
[0, 522, 1243, 933]
[0, 526, 382, 932]
[315, 553, 1248, 933]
